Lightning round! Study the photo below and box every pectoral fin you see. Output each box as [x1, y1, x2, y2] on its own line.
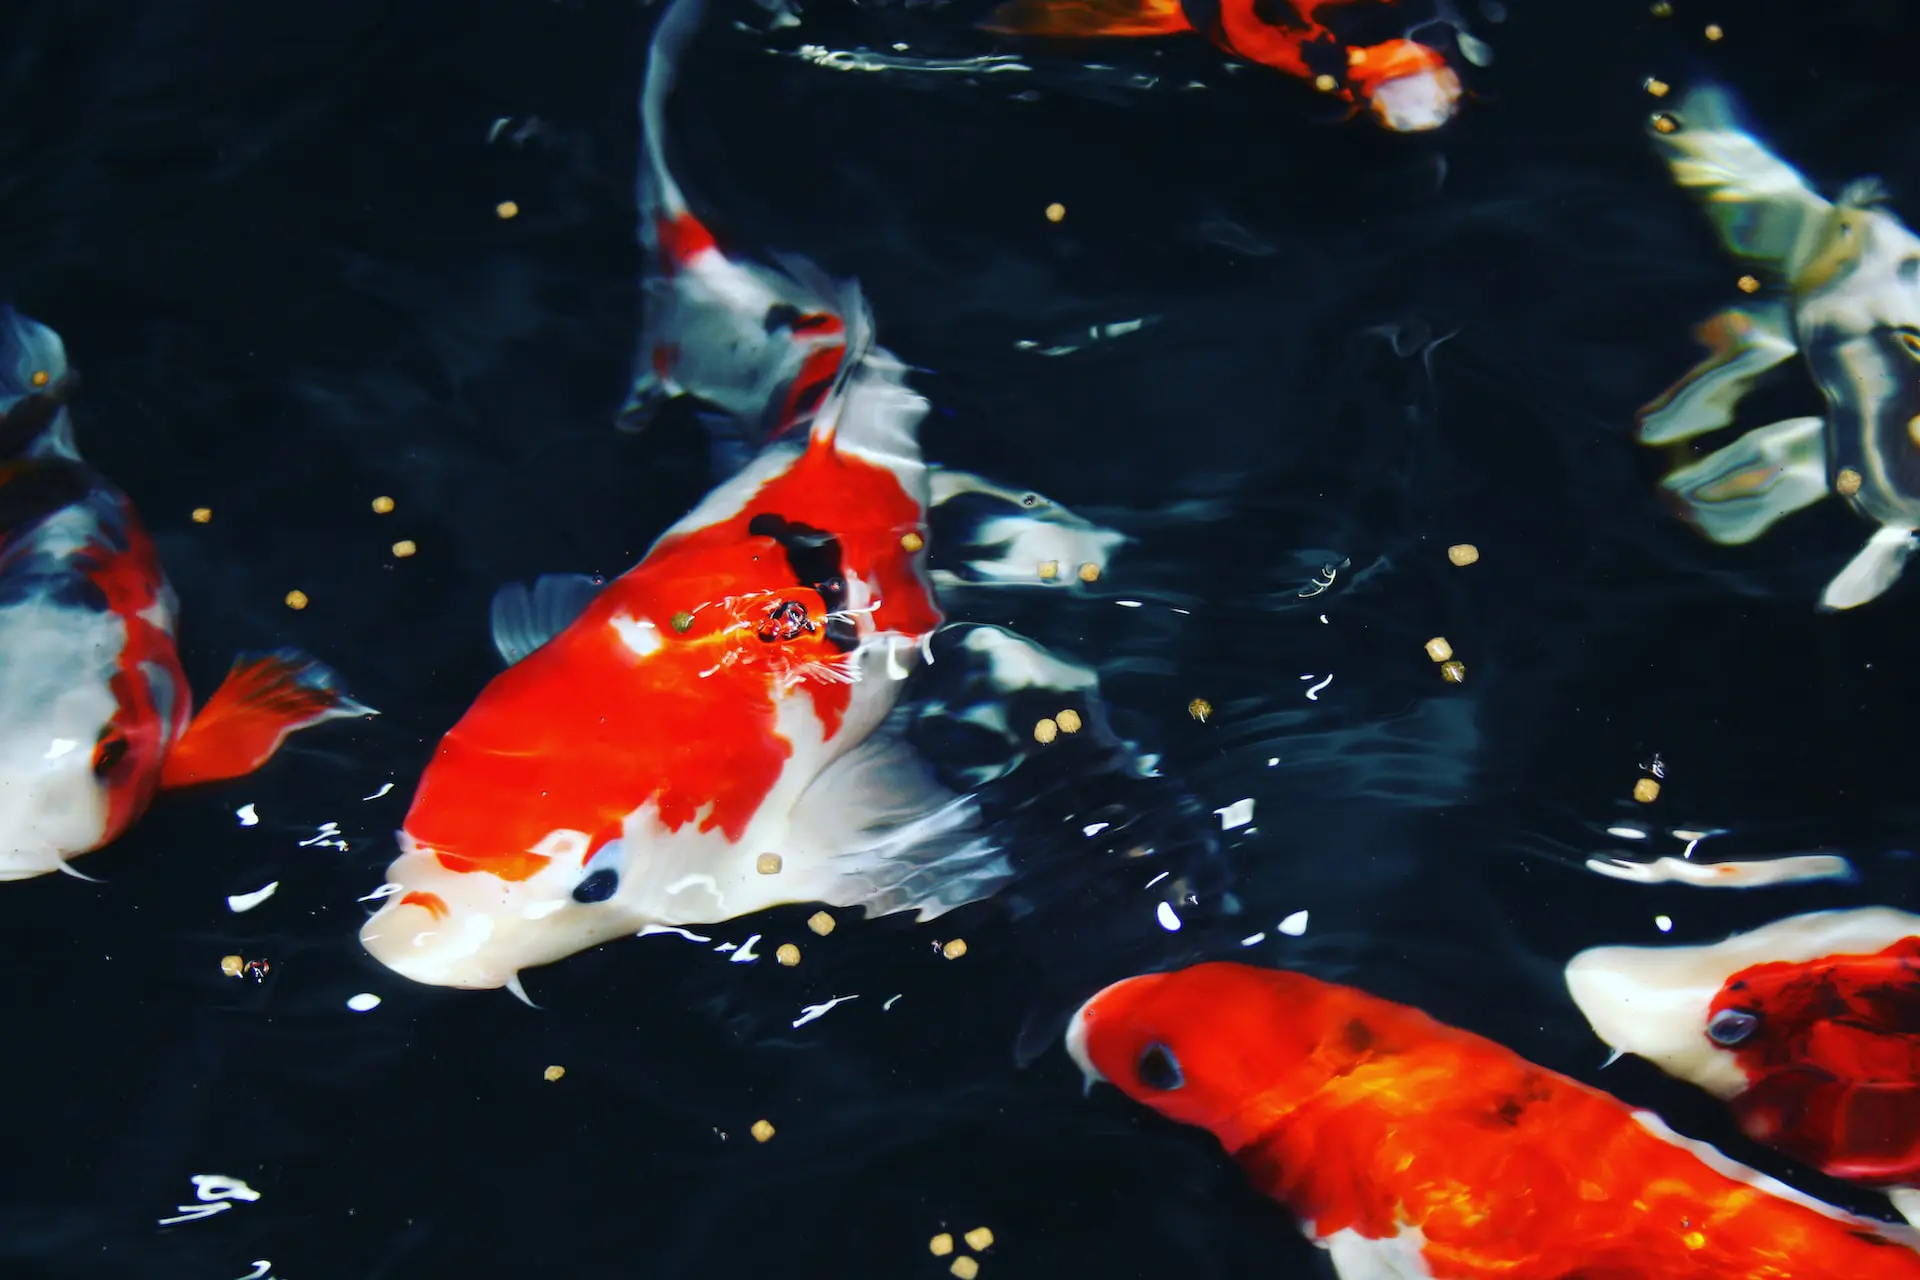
[1888, 1187, 1920, 1229]
[1820, 524, 1918, 612]
[1658, 415, 1828, 544]
[490, 573, 606, 665]
[1637, 306, 1797, 445]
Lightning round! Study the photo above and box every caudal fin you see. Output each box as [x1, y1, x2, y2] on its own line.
[159, 650, 374, 788]
[638, 0, 708, 226]
[980, 0, 1191, 38]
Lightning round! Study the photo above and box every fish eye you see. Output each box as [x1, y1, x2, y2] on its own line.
[1134, 1040, 1184, 1091]
[1707, 1007, 1760, 1046]
[572, 868, 619, 904]
[91, 732, 128, 779]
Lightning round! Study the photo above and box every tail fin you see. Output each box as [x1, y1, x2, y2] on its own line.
[0, 307, 78, 461]
[980, 0, 1191, 38]
[159, 650, 374, 789]
[1654, 84, 1834, 274]
[638, 0, 707, 228]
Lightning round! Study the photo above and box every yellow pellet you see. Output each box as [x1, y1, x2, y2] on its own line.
[1649, 0, 1671, 12]
[1033, 718, 1059, 745]
[757, 853, 783, 875]
[29, 369, 49, 387]
[1652, 113, 1678, 134]
[220, 954, 245, 978]
[1703, 23, 1722, 41]
[1055, 708, 1082, 734]
[965, 1227, 995, 1251]
[1644, 78, 1669, 98]
[1188, 698, 1212, 723]
[1076, 561, 1101, 583]
[1909, 414, 1920, 447]
[544, 1065, 565, 1082]
[191, 507, 212, 524]
[1044, 202, 1065, 223]
[1736, 274, 1759, 294]
[750, 1119, 775, 1142]
[1836, 467, 1863, 496]
[1634, 777, 1661, 803]
[284, 590, 309, 610]
[901, 530, 925, 553]
[496, 200, 520, 219]
[1313, 74, 1338, 92]
[1683, 1230, 1707, 1249]
[392, 540, 417, 558]
[942, 938, 968, 960]
[1037, 560, 1060, 581]
[807, 910, 835, 936]
[929, 1234, 955, 1257]
[950, 1258, 979, 1280]
[371, 495, 395, 514]
[1425, 636, 1454, 663]
[775, 943, 800, 966]
[1440, 660, 1466, 684]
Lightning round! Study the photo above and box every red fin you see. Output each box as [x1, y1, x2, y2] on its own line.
[981, 0, 1190, 39]
[160, 650, 372, 789]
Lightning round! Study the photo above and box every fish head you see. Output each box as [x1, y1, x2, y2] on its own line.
[1066, 962, 1349, 1152]
[1350, 41, 1461, 133]
[0, 524, 183, 879]
[1564, 908, 1920, 1105]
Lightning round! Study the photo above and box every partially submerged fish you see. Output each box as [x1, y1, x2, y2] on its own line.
[1567, 908, 1920, 1226]
[979, 0, 1488, 132]
[1638, 83, 1920, 611]
[1068, 960, 1920, 1278]
[359, 0, 1129, 994]
[0, 307, 371, 880]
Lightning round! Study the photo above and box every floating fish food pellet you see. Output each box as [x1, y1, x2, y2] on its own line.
[1650, 0, 1671, 14]
[544, 1065, 565, 1082]
[1425, 636, 1454, 662]
[1704, 23, 1723, 41]
[496, 200, 520, 219]
[1836, 467, 1863, 496]
[942, 938, 968, 960]
[901, 530, 925, 553]
[1909, 414, 1920, 447]
[965, 1227, 995, 1251]
[757, 853, 783, 875]
[751, 1119, 775, 1142]
[1440, 660, 1466, 684]
[1634, 777, 1662, 803]
[284, 590, 309, 610]
[807, 910, 836, 936]
[30, 369, 49, 387]
[1077, 561, 1101, 583]
[1644, 78, 1670, 98]
[1044, 202, 1065, 223]
[191, 507, 212, 524]
[1055, 708, 1082, 734]
[1652, 113, 1678, 134]
[950, 1258, 980, 1280]
[1736, 275, 1760, 294]
[1033, 717, 1059, 745]
[1037, 560, 1060, 581]
[1447, 543, 1479, 566]
[392, 540, 417, 558]
[220, 954, 245, 978]
[371, 495, 395, 514]
[1188, 697, 1212, 723]
[670, 610, 694, 633]
[1313, 73, 1338, 92]
[775, 942, 801, 966]
[929, 1234, 955, 1257]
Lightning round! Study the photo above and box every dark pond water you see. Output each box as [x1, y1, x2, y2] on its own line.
[5, 0, 1920, 1276]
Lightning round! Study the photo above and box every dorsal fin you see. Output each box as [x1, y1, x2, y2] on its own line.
[490, 573, 607, 665]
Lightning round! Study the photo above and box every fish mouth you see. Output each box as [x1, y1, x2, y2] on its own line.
[359, 898, 513, 991]
[1563, 943, 1736, 1092]
[1063, 993, 1105, 1092]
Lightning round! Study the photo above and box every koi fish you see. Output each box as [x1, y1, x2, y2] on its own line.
[358, 0, 1126, 994]
[979, 0, 1487, 133]
[1066, 960, 1920, 1278]
[1567, 907, 1920, 1227]
[0, 307, 370, 881]
[1637, 83, 1920, 611]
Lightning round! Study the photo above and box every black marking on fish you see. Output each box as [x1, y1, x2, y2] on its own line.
[747, 512, 855, 652]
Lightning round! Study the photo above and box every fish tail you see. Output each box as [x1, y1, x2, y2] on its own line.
[980, 0, 1191, 40]
[158, 649, 375, 788]
[1653, 84, 1833, 272]
[638, 0, 706, 228]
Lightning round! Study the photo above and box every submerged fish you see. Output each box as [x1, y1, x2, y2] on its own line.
[979, 0, 1484, 132]
[1638, 83, 1920, 611]
[1567, 908, 1920, 1226]
[1067, 960, 1920, 1279]
[0, 307, 371, 880]
[359, 0, 1124, 993]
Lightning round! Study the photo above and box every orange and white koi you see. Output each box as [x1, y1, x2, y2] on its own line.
[979, 0, 1490, 132]
[358, 0, 1124, 995]
[1068, 960, 1920, 1279]
[1569, 908, 1920, 1226]
[0, 307, 371, 880]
